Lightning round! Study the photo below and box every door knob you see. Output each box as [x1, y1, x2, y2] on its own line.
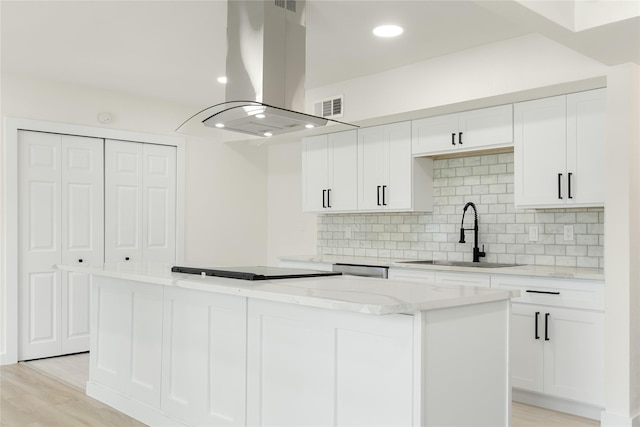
[125, 257, 130, 261]
[78, 259, 83, 263]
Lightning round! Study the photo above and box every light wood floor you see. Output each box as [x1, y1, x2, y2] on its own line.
[3, 353, 599, 426]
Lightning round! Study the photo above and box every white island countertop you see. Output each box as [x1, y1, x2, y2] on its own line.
[58, 263, 519, 315]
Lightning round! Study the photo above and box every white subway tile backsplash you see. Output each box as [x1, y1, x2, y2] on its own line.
[317, 153, 604, 268]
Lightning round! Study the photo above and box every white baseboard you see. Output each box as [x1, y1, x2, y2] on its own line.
[512, 388, 603, 421]
[86, 381, 185, 427]
[601, 410, 640, 427]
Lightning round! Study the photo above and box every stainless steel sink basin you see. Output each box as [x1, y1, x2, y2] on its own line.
[400, 260, 522, 268]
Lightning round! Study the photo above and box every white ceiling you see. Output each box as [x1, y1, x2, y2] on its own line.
[2, 0, 638, 111]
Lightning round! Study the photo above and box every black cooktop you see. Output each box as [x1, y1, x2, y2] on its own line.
[171, 265, 342, 281]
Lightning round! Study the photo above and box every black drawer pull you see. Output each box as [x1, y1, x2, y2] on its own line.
[545, 313, 550, 341]
[568, 172, 573, 199]
[451, 133, 456, 145]
[382, 185, 387, 206]
[526, 290, 560, 295]
[534, 311, 540, 340]
[327, 189, 332, 208]
[377, 186, 381, 206]
[458, 131, 463, 145]
[322, 189, 326, 208]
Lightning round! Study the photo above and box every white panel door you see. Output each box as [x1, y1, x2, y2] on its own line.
[142, 143, 176, 264]
[566, 88, 606, 206]
[60, 135, 104, 354]
[514, 95, 567, 207]
[411, 113, 459, 154]
[105, 140, 143, 264]
[328, 130, 358, 211]
[19, 131, 62, 360]
[19, 131, 103, 360]
[358, 125, 388, 211]
[385, 121, 412, 210]
[543, 308, 604, 405]
[302, 135, 329, 212]
[458, 104, 513, 150]
[161, 287, 247, 426]
[510, 304, 544, 393]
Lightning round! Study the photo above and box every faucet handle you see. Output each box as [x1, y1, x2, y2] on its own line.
[480, 244, 486, 258]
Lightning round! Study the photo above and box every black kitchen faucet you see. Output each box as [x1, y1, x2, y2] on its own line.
[459, 202, 486, 262]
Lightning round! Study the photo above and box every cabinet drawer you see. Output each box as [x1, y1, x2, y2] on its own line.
[436, 271, 491, 288]
[491, 275, 603, 310]
[388, 268, 436, 284]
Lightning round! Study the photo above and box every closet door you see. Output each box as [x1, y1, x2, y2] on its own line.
[105, 140, 144, 264]
[105, 140, 177, 264]
[18, 131, 103, 360]
[142, 144, 177, 264]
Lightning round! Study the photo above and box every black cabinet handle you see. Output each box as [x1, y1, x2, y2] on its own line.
[534, 311, 540, 340]
[545, 313, 550, 341]
[451, 133, 456, 146]
[568, 172, 573, 199]
[382, 185, 387, 206]
[558, 173, 563, 199]
[322, 189, 326, 208]
[78, 259, 83, 263]
[125, 257, 130, 261]
[459, 132, 463, 145]
[327, 189, 331, 208]
[526, 290, 560, 295]
[377, 186, 381, 206]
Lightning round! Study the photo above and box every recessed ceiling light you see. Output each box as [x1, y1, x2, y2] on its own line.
[373, 24, 403, 38]
[256, 114, 266, 119]
[264, 132, 273, 137]
[305, 124, 315, 129]
[217, 76, 228, 84]
[215, 123, 225, 128]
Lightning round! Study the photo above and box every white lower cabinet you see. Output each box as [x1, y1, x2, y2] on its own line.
[246, 299, 414, 427]
[90, 277, 163, 408]
[161, 287, 247, 426]
[493, 275, 604, 408]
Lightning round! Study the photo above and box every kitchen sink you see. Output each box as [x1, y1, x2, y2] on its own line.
[400, 260, 522, 268]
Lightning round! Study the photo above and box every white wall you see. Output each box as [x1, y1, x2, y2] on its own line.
[306, 34, 607, 124]
[266, 141, 317, 265]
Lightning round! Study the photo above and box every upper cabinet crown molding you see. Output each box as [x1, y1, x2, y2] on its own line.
[412, 104, 514, 157]
[514, 88, 606, 208]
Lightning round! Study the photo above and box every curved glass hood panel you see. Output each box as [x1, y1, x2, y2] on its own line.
[176, 101, 357, 138]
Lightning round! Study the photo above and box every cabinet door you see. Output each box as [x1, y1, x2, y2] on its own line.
[358, 126, 388, 210]
[411, 113, 459, 155]
[566, 88, 606, 206]
[514, 95, 567, 207]
[161, 287, 247, 426]
[105, 140, 143, 263]
[302, 135, 329, 212]
[386, 122, 413, 210]
[60, 135, 104, 354]
[458, 104, 513, 150]
[18, 131, 62, 360]
[142, 144, 177, 264]
[328, 130, 358, 211]
[543, 308, 604, 405]
[510, 304, 544, 393]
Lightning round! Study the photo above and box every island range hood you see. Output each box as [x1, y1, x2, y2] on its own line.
[177, 0, 356, 138]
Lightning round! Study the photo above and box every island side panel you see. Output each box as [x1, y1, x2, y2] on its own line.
[418, 299, 511, 426]
[246, 299, 415, 427]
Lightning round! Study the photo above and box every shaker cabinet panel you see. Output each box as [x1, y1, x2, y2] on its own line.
[514, 88, 606, 208]
[412, 104, 513, 156]
[302, 130, 357, 212]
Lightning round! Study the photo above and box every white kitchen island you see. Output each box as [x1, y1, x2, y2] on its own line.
[58, 263, 519, 427]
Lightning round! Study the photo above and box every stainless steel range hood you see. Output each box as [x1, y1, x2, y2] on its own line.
[177, 0, 356, 138]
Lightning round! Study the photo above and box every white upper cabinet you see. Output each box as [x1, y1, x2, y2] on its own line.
[412, 104, 513, 156]
[358, 122, 433, 212]
[514, 88, 606, 208]
[105, 140, 177, 264]
[302, 130, 357, 212]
